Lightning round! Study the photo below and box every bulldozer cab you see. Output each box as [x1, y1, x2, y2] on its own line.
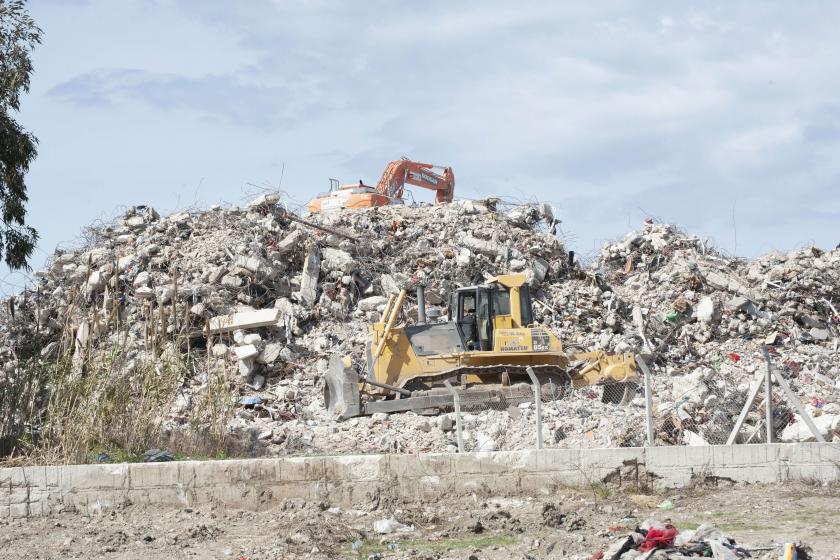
[450, 277, 534, 351]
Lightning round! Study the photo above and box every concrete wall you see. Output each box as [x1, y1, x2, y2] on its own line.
[1, 443, 838, 518]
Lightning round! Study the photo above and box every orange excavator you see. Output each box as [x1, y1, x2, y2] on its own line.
[307, 158, 455, 213]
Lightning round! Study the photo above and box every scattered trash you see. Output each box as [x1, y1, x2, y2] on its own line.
[638, 522, 677, 551]
[238, 395, 263, 407]
[372, 516, 414, 534]
[96, 452, 112, 463]
[599, 519, 760, 559]
[143, 448, 175, 462]
[656, 499, 674, 510]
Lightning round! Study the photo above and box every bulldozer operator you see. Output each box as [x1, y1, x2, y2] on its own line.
[461, 294, 478, 349]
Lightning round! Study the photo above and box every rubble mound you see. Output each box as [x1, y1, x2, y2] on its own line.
[1, 199, 838, 459]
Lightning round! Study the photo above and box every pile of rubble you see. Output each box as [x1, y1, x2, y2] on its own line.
[0, 197, 838, 457]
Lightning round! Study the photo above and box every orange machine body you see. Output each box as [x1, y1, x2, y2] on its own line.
[308, 157, 455, 213]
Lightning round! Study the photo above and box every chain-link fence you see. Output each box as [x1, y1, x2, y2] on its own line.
[645, 347, 832, 447]
[438, 347, 831, 454]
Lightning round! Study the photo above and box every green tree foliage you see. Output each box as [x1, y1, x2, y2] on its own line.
[0, 0, 40, 270]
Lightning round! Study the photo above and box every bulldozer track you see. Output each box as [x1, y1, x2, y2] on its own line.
[398, 363, 636, 406]
[403, 363, 570, 389]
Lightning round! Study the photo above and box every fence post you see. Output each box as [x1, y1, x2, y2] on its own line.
[635, 356, 655, 446]
[761, 345, 825, 443]
[764, 348, 774, 443]
[525, 367, 543, 449]
[443, 380, 464, 452]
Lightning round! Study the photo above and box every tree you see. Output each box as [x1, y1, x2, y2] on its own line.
[0, 0, 40, 270]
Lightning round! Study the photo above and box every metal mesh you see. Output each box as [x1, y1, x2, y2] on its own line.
[439, 350, 827, 453]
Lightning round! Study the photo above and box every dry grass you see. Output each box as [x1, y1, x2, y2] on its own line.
[1, 334, 235, 466]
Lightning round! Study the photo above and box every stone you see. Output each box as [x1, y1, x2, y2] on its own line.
[222, 275, 244, 288]
[247, 193, 280, 208]
[238, 359, 255, 377]
[379, 274, 401, 296]
[84, 271, 104, 293]
[725, 296, 749, 311]
[358, 296, 388, 312]
[461, 234, 504, 258]
[211, 344, 229, 357]
[277, 229, 304, 254]
[132, 271, 151, 288]
[135, 286, 154, 299]
[257, 342, 283, 364]
[474, 432, 497, 452]
[140, 244, 160, 257]
[234, 255, 270, 276]
[243, 333, 262, 346]
[321, 247, 354, 272]
[456, 248, 471, 267]
[190, 303, 206, 316]
[810, 328, 830, 341]
[531, 257, 550, 283]
[234, 344, 259, 360]
[249, 374, 266, 391]
[780, 414, 839, 442]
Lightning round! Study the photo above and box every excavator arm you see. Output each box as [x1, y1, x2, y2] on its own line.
[376, 157, 455, 204]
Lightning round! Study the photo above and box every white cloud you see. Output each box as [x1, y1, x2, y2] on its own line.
[712, 123, 802, 170]
[14, 0, 840, 269]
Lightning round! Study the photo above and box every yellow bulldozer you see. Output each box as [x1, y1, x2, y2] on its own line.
[325, 273, 638, 419]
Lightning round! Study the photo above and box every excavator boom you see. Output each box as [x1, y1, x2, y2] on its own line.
[376, 158, 455, 204]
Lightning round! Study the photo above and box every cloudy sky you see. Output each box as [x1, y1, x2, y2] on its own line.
[6, 1, 840, 291]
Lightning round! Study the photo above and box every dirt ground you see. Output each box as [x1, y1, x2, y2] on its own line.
[0, 482, 837, 560]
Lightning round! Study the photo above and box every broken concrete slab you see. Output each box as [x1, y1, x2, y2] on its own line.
[299, 250, 320, 307]
[208, 308, 280, 334]
[276, 229, 304, 254]
[257, 342, 283, 365]
[321, 247, 354, 272]
[461, 234, 504, 258]
[725, 295, 749, 311]
[358, 296, 388, 312]
[811, 327, 831, 341]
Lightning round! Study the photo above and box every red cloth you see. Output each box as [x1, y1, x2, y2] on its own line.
[638, 525, 677, 552]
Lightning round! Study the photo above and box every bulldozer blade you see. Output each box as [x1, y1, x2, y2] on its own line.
[324, 355, 362, 420]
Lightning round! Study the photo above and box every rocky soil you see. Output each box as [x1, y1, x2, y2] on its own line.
[0, 482, 836, 559]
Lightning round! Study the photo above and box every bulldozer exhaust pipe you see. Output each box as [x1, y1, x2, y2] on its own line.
[417, 285, 426, 324]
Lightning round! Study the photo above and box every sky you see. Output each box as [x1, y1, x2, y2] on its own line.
[5, 0, 840, 292]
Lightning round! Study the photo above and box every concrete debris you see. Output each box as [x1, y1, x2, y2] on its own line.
[209, 308, 280, 333]
[298, 249, 320, 307]
[1, 203, 838, 458]
[358, 295, 388, 312]
[695, 297, 716, 324]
